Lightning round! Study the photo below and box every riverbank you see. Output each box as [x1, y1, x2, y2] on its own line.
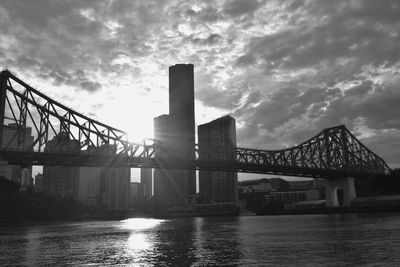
[255, 205, 400, 216]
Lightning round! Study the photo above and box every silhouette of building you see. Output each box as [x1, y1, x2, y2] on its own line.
[42, 136, 130, 209]
[140, 168, 152, 202]
[0, 123, 34, 186]
[153, 114, 188, 206]
[129, 182, 144, 208]
[168, 64, 196, 198]
[198, 115, 238, 204]
[34, 173, 44, 192]
[79, 145, 130, 210]
[99, 167, 130, 210]
[239, 178, 273, 194]
[288, 180, 314, 191]
[153, 64, 196, 207]
[269, 177, 290, 191]
[42, 132, 80, 200]
[79, 166, 101, 208]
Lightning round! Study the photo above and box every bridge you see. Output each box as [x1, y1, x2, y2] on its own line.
[0, 69, 393, 207]
[0, 69, 391, 179]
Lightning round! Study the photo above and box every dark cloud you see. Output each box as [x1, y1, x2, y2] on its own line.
[196, 86, 243, 110]
[79, 80, 101, 93]
[233, 78, 400, 156]
[236, 1, 400, 75]
[191, 34, 223, 46]
[9, 55, 102, 93]
[186, 6, 222, 23]
[223, 0, 261, 17]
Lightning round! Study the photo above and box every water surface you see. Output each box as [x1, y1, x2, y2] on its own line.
[1, 213, 400, 266]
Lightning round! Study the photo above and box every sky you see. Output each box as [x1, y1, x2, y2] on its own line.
[0, 0, 399, 181]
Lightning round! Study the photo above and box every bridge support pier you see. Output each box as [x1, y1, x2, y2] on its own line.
[325, 177, 356, 207]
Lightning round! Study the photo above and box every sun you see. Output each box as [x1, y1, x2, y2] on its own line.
[125, 117, 154, 144]
[94, 67, 169, 144]
[110, 97, 155, 144]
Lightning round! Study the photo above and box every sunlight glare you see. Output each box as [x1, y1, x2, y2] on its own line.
[127, 233, 151, 251]
[120, 218, 165, 230]
[110, 93, 155, 143]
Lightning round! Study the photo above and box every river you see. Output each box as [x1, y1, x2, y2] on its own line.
[1, 213, 400, 266]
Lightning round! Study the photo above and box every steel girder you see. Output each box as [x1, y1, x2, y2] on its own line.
[0, 69, 153, 159]
[0, 69, 391, 178]
[234, 125, 391, 178]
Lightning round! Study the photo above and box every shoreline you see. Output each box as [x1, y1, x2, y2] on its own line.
[255, 205, 400, 216]
[2, 206, 400, 225]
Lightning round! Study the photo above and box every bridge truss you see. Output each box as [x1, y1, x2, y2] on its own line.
[0, 69, 391, 179]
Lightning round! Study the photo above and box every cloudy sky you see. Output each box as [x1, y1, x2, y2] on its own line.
[0, 0, 399, 178]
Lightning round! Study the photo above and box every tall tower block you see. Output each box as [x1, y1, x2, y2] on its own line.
[198, 115, 238, 204]
[169, 64, 195, 130]
[168, 64, 196, 196]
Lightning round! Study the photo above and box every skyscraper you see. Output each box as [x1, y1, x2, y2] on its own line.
[79, 145, 130, 210]
[198, 115, 238, 204]
[42, 132, 80, 200]
[0, 123, 34, 186]
[153, 64, 196, 207]
[169, 64, 196, 197]
[140, 168, 152, 202]
[153, 114, 188, 206]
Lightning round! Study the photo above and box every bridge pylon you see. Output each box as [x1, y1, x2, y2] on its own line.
[325, 177, 356, 207]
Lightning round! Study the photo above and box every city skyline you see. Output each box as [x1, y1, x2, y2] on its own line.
[1, 1, 400, 266]
[0, 0, 399, 176]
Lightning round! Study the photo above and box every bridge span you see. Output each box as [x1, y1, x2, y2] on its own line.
[0, 69, 391, 181]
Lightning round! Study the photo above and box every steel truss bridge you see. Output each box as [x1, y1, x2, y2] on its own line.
[0, 69, 391, 179]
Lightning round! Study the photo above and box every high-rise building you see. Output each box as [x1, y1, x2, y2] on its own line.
[153, 115, 188, 206]
[79, 166, 101, 208]
[198, 115, 238, 204]
[101, 167, 130, 210]
[0, 123, 34, 185]
[79, 145, 130, 210]
[168, 64, 196, 197]
[34, 173, 44, 192]
[129, 182, 144, 208]
[42, 132, 80, 200]
[140, 168, 152, 202]
[169, 64, 195, 157]
[153, 64, 196, 207]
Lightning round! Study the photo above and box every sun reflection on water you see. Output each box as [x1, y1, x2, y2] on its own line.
[120, 218, 166, 260]
[127, 233, 151, 251]
[120, 218, 165, 230]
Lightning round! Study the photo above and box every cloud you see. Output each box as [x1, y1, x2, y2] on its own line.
[236, 0, 400, 77]
[191, 33, 223, 46]
[0, 0, 398, 167]
[232, 78, 400, 157]
[223, 0, 261, 17]
[362, 129, 400, 167]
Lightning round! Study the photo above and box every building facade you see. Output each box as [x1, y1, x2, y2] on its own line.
[79, 145, 130, 210]
[239, 178, 273, 194]
[129, 182, 144, 208]
[153, 115, 189, 206]
[42, 132, 80, 200]
[34, 173, 44, 192]
[0, 123, 34, 186]
[198, 115, 238, 204]
[153, 64, 196, 207]
[168, 64, 196, 199]
[140, 168, 152, 202]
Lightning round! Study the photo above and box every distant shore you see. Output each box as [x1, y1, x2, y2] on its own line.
[255, 205, 400, 216]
